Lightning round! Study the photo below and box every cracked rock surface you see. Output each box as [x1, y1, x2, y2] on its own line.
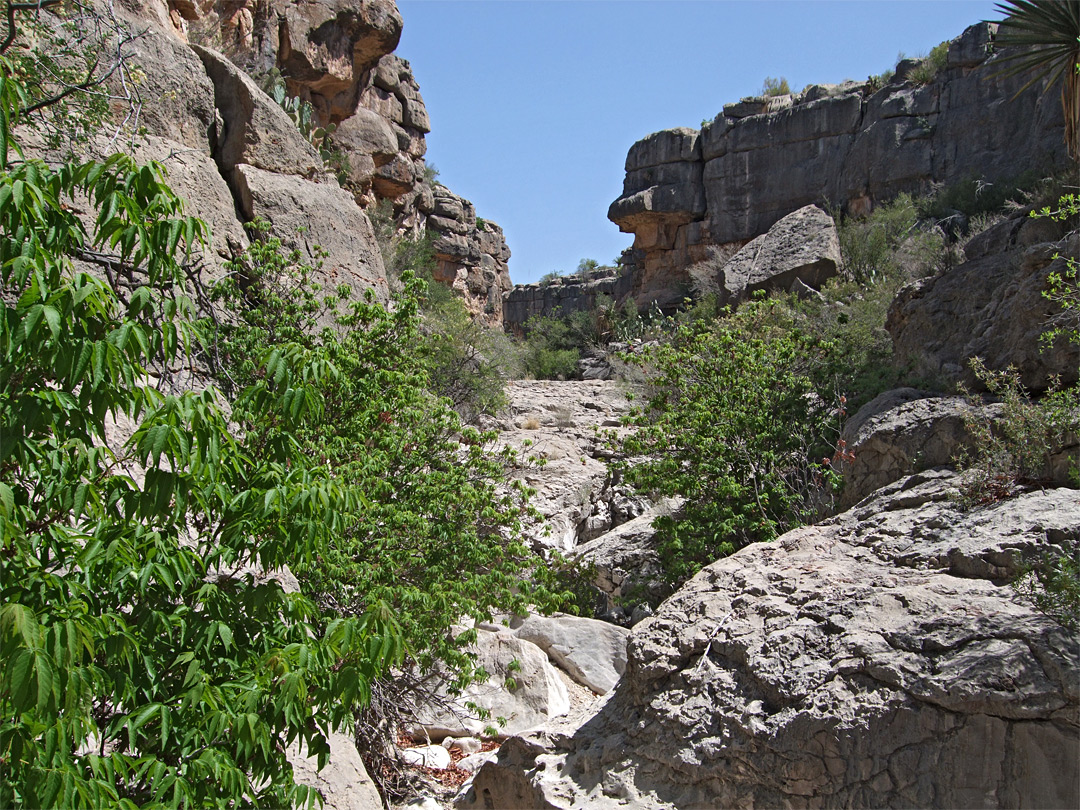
[459, 469, 1079, 809]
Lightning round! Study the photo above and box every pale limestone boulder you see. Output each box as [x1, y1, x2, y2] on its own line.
[193, 45, 323, 180]
[411, 629, 570, 741]
[460, 470, 1080, 809]
[715, 204, 841, 304]
[510, 614, 629, 694]
[400, 744, 452, 770]
[233, 164, 388, 303]
[838, 388, 998, 509]
[289, 732, 383, 810]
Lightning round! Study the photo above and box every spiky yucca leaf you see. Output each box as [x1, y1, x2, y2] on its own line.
[991, 0, 1080, 159]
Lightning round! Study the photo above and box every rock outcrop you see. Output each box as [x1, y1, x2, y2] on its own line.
[493, 380, 649, 552]
[161, 0, 511, 321]
[428, 187, 515, 325]
[838, 388, 998, 509]
[887, 213, 1079, 392]
[459, 469, 1080, 809]
[609, 23, 1068, 309]
[503, 267, 634, 335]
[692, 204, 842, 305]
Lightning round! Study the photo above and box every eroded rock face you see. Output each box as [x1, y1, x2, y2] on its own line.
[609, 22, 1068, 310]
[494, 380, 649, 552]
[167, 0, 509, 315]
[459, 470, 1080, 809]
[428, 187, 514, 326]
[234, 164, 389, 302]
[194, 44, 324, 180]
[503, 267, 634, 334]
[887, 215, 1079, 392]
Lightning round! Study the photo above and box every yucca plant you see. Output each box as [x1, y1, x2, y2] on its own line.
[991, 0, 1080, 161]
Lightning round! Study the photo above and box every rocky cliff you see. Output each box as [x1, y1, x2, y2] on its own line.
[608, 23, 1069, 310]
[503, 266, 634, 334]
[153, 0, 511, 324]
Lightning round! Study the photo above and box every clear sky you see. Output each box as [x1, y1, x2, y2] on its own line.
[396, 0, 1004, 285]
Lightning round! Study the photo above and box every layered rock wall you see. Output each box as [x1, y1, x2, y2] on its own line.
[163, 0, 511, 323]
[503, 268, 634, 333]
[609, 23, 1069, 308]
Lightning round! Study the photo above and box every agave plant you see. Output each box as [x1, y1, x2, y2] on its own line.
[991, 0, 1080, 161]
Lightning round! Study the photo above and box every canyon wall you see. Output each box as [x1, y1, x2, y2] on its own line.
[608, 23, 1069, 310]
[160, 0, 511, 324]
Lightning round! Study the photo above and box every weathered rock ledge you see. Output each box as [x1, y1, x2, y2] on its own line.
[608, 22, 1069, 310]
[460, 469, 1080, 809]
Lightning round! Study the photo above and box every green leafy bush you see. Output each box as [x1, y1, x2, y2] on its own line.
[0, 56, 399, 807]
[761, 76, 791, 96]
[520, 313, 581, 379]
[422, 295, 523, 420]
[955, 361, 1078, 507]
[1033, 192, 1079, 350]
[615, 299, 844, 584]
[207, 231, 566, 683]
[1014, 541, 1080, 631]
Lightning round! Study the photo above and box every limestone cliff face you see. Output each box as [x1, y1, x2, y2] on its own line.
[160, 0, 511, 324]
[503, 267, 634, 334]
[609, 23, 1069, 309]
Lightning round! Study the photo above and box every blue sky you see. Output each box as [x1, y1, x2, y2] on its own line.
[397, 0, 1003, 285]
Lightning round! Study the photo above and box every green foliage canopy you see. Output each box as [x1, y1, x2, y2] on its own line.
[207, 227, 566, 682]
[0, 52, 401, 807]
[616, 299, 842, 585]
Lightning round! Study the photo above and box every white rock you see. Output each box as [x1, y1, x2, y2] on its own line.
[510, 613, 629, 694]
[287, 732, 382, 810]
[456, 750, 498, 774]
[410, 629, 569, 740]
[400, 744, 452, 770]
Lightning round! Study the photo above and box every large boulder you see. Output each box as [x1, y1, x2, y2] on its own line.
[838, 388, 998, 509]
[233, 165, 388, 302]
[509, 614, 630, 695]
[571, 504, 675, 616]
[459, 470, 1080, 809]
[712, 204, 841, 304]
[887, 216, 1079, 391]
[288, 732, 384, 810]
[411, 628, 570, 741]
[193, 45, 324, 180]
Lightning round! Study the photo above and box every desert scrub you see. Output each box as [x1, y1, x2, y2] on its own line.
[954, 359, 1079, 508]
[908, 40, 949, 84]
[615, 297, 846, 585]
[1013, 539, 1080, 631]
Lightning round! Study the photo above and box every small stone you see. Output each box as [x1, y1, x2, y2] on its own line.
[400, 744, 452, 770]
